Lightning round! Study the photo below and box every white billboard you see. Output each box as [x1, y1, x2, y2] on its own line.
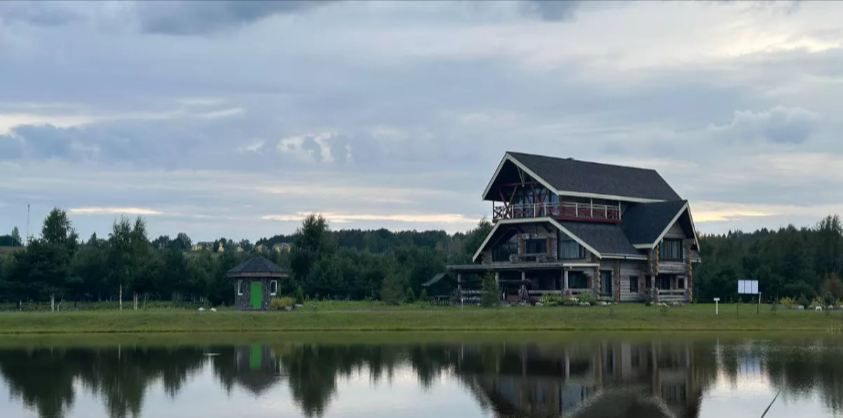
[738, 280, 759, 295]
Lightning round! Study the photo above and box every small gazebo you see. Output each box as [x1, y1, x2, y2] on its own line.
[227, 256, 289, 311]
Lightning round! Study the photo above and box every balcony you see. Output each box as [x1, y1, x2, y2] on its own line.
[493, 201, 621, 223]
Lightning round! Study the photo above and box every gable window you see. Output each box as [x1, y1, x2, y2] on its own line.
[525, 238, 547, 254]
[660, 239, 682, 261]
[237, 280, 243, 296]
[630, 276, 639, 293]
[600, 270, 612, 296]
[559, 239, 586, 260]
[269, 280, 278, 296]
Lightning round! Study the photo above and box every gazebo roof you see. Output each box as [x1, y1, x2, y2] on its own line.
[227, 256, 289, 278]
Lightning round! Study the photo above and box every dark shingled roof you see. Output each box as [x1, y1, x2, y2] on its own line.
[508, 152, 682, 201]
[557, 221, 644, 257]
[227, 256, 288, 277]
[621, 200, 688, 245]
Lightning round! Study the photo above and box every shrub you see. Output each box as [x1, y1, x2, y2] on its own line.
[779, 297, 796, 308]
[540, 295, 564, 306]
[419, 288, 429, 303]
[810, 296, 825, 308]
[577, 292, 597, 305]
[480, 273, 500, 308]
[643, 288, 656, 306]
[270, 297, 295, 310]
[562, 297, 578, 306]
[797, 294, 810, 308]
[295, 286, 304, 305]
[405, 287, 416, 304]
[823, 292, 836, 307]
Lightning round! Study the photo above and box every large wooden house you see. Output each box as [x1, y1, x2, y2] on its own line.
[446, 152, 700, 304]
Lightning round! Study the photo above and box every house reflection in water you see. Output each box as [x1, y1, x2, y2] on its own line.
[212, 345, 282, 396]
[454, 341, 702, 418]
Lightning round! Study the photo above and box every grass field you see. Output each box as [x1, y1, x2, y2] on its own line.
[1, 303, 842, 334]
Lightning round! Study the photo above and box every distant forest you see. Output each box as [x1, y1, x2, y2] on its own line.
[2, 209, 843, 306]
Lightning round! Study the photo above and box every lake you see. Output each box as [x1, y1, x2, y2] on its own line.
[0, 333, 841, 418]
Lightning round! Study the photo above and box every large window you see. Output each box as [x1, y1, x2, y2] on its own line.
[660, 239, 683, 261]
[600, 270, 613, 296]
[559, 239, 586, 259]
[629, 276, 639, 293]
[269, 280, 278, 296]
[525, 238, 547, 254]
[568, 272, 588, 289]
[493, 234, 519, 262]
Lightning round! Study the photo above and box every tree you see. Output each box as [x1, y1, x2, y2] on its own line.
[295, 286, 305, 305]
[107, 217, 150, 310]
[821, 273, 843, 300]
[380, 272, 404, 305]
[480, 272, 500, 308]
[291, 214, 336, 294]
[10, 227, 22, 247]
[405, 287, 416, 304]
[173, 233, 192, 251]
[419, 288, 429, 303]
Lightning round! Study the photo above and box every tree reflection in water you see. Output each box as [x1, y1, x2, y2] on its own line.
[0, 337, 842, 418]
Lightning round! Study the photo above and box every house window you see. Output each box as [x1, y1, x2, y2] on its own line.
[559, 239, 585, 259]
[660, 239, 682, 261]
[677, 277, 685, 289]
[493, 234, 519, 262]
[569, 272, 588, 289]
[525, 238, 547, 254]
[657, 275, 672, 290]
[645, 276, 652, 289]
[600, 270, 612, 296]
[630, 276, 639, 293]
[237, 280, 243, 296]
[269, 280, 278, 296]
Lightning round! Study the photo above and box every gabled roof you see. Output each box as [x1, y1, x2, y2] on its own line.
[482, 152, 681, 202]
[557, 221, 644, 258]
[471, 218, 647, 262]
[621, 200, 699, 249]
[227, 256, 288, 278]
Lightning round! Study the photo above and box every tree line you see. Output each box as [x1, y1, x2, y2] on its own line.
[0, 209, 492, 307]
[2, 208, 843, 307]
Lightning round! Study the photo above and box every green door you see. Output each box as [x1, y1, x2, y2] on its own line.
[250, 281, 263, 310]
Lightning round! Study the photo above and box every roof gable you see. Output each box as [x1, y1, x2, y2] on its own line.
[482, 152, 681, 202]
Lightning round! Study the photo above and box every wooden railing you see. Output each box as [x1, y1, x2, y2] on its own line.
[493, 201, 621, 222]
[657, 289, 687, 300]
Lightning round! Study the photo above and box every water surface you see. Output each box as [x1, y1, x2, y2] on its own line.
[0, 333, 841, 418]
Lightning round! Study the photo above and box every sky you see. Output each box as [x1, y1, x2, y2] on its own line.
[2, 0, 843, 242]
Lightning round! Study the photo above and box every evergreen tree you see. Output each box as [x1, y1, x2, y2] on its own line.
[10, 227, 22, 247]
[480, 272, 499, 308]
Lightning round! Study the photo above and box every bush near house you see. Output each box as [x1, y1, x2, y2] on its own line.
[270, 297, 295, 310]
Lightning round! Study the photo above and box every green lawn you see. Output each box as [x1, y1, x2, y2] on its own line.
[0, 303, 841, 334]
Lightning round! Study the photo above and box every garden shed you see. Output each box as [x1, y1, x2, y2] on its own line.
[227, 256, 289, 311]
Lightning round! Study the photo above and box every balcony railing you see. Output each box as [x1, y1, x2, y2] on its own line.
[493, 201, 621, 223]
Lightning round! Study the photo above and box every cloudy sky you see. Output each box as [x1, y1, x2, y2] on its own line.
[1, 0, 842, 242]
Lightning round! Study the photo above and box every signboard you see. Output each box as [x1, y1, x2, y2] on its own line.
[738, 280, 759, 295]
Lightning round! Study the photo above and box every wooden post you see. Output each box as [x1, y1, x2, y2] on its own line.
[521, 271, 527, 301]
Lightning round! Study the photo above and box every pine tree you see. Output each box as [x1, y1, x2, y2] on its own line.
[380, 272, 404, 305]
[480, 272, 500, 308]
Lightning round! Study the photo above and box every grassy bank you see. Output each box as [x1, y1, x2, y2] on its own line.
[1, 303, 842, 334]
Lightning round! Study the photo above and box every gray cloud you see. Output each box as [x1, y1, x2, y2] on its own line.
[134, 0, 336, 35]
[711, 106, 821, 144]
[520, 0, 581, 21]
[0, 2, 83, 27]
